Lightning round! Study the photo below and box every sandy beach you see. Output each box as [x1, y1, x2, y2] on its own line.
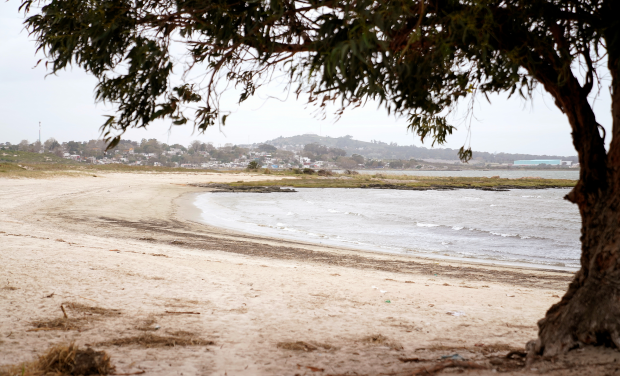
[2, 172, 614, 375]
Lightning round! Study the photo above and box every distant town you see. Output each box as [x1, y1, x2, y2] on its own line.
[0, 134, 579, 170]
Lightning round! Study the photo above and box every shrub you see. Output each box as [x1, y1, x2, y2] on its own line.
[247, 160, 259, 170]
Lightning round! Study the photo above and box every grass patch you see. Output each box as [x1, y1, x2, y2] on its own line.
[0, 342, 114, 376]
[96, 332, 214, 348]
[0, 161, 225, 179]
[0, 152, 227, 178]
[223, 173, 576, 190]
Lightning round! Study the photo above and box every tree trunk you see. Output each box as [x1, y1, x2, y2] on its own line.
[531, 191, 620, 356]
[528, 12, 620, 356]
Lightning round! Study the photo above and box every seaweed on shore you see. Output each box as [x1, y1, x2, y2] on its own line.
[190, 183, 296, 193]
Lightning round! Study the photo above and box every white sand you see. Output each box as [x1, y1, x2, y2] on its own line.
[0, 172, 578, 375]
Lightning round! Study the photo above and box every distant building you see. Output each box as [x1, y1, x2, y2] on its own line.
[513, 160, 563, 166]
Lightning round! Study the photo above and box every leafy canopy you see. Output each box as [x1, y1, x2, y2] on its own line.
[21, 0, 612, 159]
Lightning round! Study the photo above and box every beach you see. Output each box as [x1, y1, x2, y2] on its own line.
[1, 172, 607, 375]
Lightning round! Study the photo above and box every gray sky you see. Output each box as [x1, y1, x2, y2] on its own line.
[0, 2, 612, 156]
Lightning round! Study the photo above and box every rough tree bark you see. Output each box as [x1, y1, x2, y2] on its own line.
[528, 7, 620, 356]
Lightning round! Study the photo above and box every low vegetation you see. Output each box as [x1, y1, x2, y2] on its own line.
[0, 152, 221, 178]
[0, 343, 114, 376]
[0, 152, 576, 191]
[224, 172, 576, 190]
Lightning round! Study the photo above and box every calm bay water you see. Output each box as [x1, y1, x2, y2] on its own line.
[343, 169, 579, 180]
[194, 188, 581, 270]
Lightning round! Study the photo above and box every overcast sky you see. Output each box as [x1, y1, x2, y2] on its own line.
[0, 2, 613, 156]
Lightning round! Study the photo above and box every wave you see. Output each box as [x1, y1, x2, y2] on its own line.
[345, 212, 363, 216]
[194, 188, 580, 270]
[490, 232, 518, 237]
[417, 222, 440, 227]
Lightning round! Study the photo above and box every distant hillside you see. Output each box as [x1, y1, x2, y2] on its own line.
[264, 134, 579, 163]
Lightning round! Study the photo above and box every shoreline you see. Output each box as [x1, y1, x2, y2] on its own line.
[183, 190, 579, 273]
[1, 172, 585, 375]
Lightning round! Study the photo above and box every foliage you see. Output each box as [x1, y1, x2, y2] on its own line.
[266, 135, 580, 163]
[227, 174, 576, 189]
[247, 160, 259, 170]
[303, 143, 347, 162]
[0, 150, 71, 164]
[351, 154, 365, 165]
[21, 0, 615, 160]
[257, 144, 277, 153]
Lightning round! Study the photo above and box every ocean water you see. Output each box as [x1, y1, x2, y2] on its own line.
[194, 188, 581, 270]
[341, 170, 579, 180]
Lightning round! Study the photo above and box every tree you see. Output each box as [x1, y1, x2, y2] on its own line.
[351, 154, 365, 165]
[389, 160, 404, 169]
[189, 140, 202, 154]
[66, 141, 82, 154]
[18, 140, 29, 152]
[257, 144, 277, 153]
[247, 160, 259, 170]
[44, 138, 60, 152]
[20, 0, 620, 356]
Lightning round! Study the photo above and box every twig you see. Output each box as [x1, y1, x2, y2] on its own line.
[164, 311, 200, 315]
[411, 360, 487, 375]
[112, 371, 146, 375]
[60, 304, 68, 319]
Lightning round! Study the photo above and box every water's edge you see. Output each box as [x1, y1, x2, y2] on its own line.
[189, 189, 580, 272]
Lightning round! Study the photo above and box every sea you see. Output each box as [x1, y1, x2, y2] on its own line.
[341, 169, 580, 180]
[194, 173, 581, 271]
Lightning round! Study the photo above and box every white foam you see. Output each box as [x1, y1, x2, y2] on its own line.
[417, 223, 440, 227]
[491, 232, 517, 237]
